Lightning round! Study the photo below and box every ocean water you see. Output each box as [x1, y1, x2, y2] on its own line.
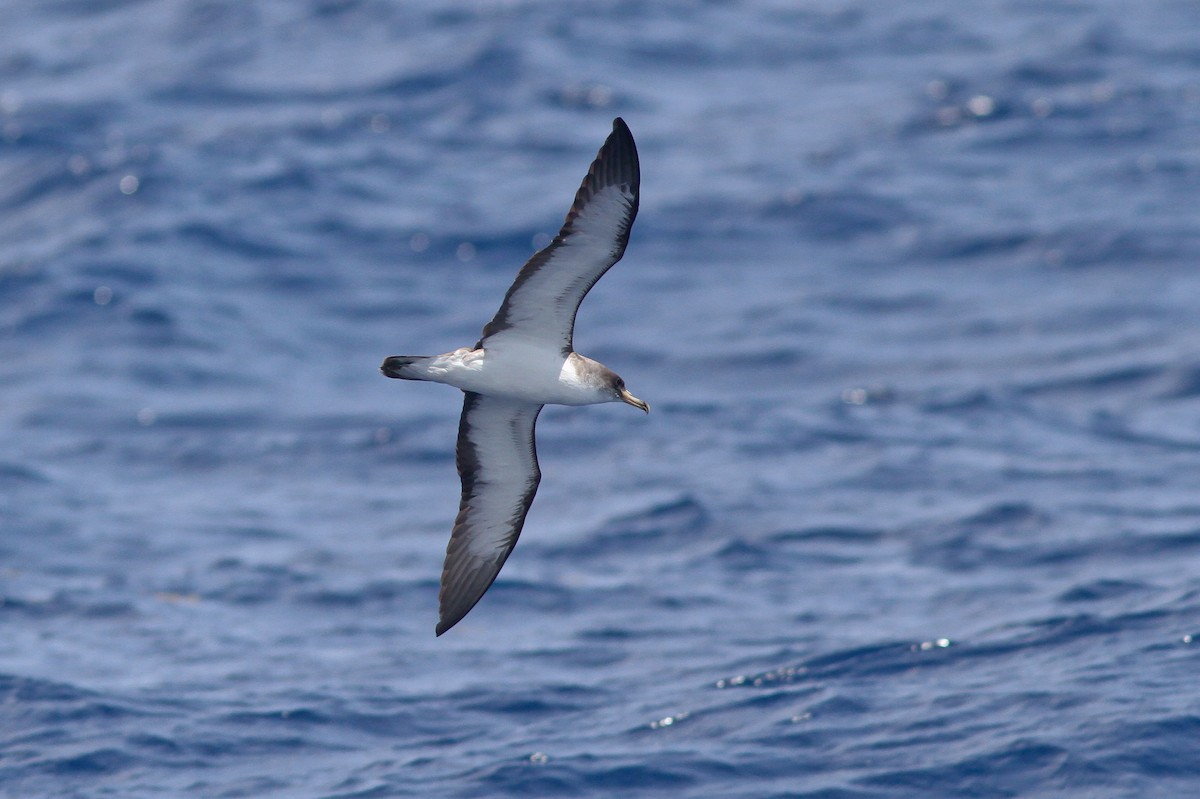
[3, 0, 1200, 796]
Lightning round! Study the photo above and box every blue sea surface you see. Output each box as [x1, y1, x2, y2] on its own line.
[4, 1, 1200, 796]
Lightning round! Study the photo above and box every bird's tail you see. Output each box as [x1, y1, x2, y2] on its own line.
[380, 355, 432, 380]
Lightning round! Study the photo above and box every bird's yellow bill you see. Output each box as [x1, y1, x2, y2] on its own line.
[619, 388, 650, 413]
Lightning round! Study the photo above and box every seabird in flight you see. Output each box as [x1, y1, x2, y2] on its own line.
[381, 118, 648, 635]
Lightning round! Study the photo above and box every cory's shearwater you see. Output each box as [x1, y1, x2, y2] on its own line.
[381, 118, 647, 635]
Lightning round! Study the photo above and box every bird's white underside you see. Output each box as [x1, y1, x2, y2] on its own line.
[412, 341, 614, 406]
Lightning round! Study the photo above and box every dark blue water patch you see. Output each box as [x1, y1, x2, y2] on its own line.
[145, 76, 287, 111]
[478, 755, 700, 798]
[967, 610, 1175, 661]
[950, 502, 1044, 532]
[298, 578, 418, 609]
[174, 220, 300, 261]
[818, 291, 940, 316]
[0, 158, 96, 212]
[44, 746, 138, 777]
[535, 496, 710, 561]
[906, 525, 1040, 573]
[0, 673, 96, 705]
[1103, 528, 1200, 559]
[712, 530, 877, 574]
[1086, 411, 1200, 452]
[916, 388, 1009, 414]
[1035, 228, 1199, 270]
[709, 684, 825, 721]
[0, 263, 48, 321]
[1159, 363, 1200, 399]
[192, 693, 493, 773]
[370, 41, 523, 105]
[771, 526, 887, 545]
[907, 229, 1036, 263]
[0, 97, 117, 155]
[462, 760, 580, 798]
[191, 560, 320, 606]
[327, 706, 442, 741]
[1006, 56, 1106, 89]
[761, 190, 915, 241]
[240, 157, 322, 193]
[125, 358, 264, 389]
[363, 439, 456, 468]
[6, 284, 126, 337]
[859, 738, 1082, 798]
[122, 732, 210, 767]
[715, 349, 812, 374]
[78, 258, 160, 288]
[455, 683, 602, 718]
[882, 14, 989, 56]
[737, 418, 869, 458]
[0, 461, 50, 484]
[78, 600, 138, 619]
[763, 789, 881, 799]
[715, 605, 1178, 693]
[917, 86, 1187, 170]
[123, 303, 178, 338]
[171, 710, 358, 761]
[0, 591, 137, 622]
[244, 265, 349, 296]
[1016, 364, 1163, 398]
[0, 675, 177, 791]
[906, 502, 1066, 572]
[222, 705, 334, 729]
[714, 642, 946, 689]
[625, 3, 870, 68]
[138, 410, 272, 431]
[1057, 579, 1153, 603]
[712, 539, 780, 573]
[1092, 716, 1200, 778]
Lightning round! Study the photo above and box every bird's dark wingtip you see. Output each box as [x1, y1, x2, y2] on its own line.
[611, 117, 634, 149]
[594, 117, 638, 197]
[436, 610, 467, 636]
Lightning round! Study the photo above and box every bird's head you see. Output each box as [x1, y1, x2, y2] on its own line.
[611, 375, 649, 414]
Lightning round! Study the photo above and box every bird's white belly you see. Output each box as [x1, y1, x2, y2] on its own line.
[425, 344, 600, 405]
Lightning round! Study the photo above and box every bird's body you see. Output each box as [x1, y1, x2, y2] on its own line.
[381, 118, 647, 635]
[386, 346, 620, 407]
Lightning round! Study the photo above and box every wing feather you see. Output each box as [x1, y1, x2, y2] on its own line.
[478, 118, 640, 353]
[437, 392, 543, 635]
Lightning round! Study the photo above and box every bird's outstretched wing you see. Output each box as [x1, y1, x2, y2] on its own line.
[437, 391, 543, 635]
[478, 118, 640, 354]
